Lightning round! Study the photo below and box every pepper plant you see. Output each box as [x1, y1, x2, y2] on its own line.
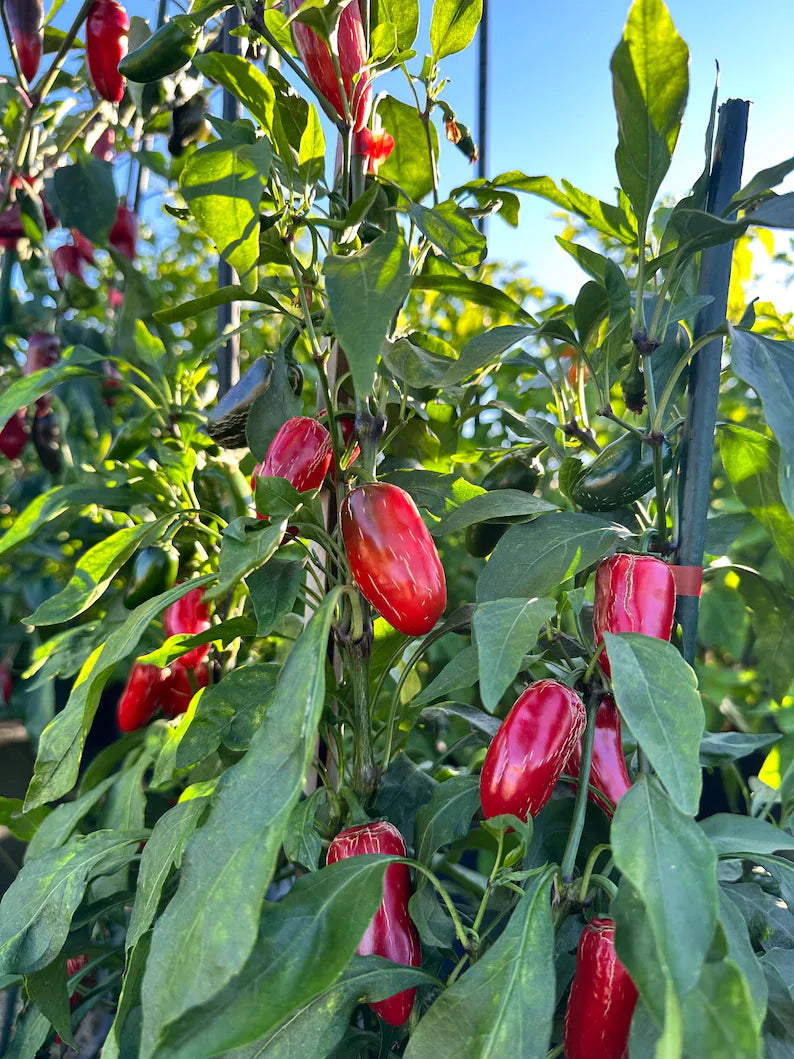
[2, 0, 794, 1056]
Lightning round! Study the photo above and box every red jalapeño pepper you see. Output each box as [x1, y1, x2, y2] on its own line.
[163, 586, 211, 668]
[251, 415, 334, 507]
[116, 660, 162, 732]
[565, 696, 631, 818]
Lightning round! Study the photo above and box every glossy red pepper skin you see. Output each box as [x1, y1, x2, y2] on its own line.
[91, 126, 115, 162]
[564, 917, 638, 1059]
[252, 416, 333, 511]
[86, 0, 129, 104]
[566, 696, 631, 818]
[0, 411, 28, 460]
[593, 554, 676, 679]
[71, 229, 96, 265]
[117, 661, 162, 732]
[53, 244, 87, 286]
[289, 0, 372, 131]
[163, 587, 211, 668]
[326, 821, 421, 1026]
[157, 661, 211, 719]
[25, 332, 60, 374]
[341, 482, 446, 637]
[109, 204, 136, 260]
[480, 680, 587, 823]
[5, 0, 43, 83]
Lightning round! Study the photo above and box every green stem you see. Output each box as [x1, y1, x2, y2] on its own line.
[349, 638, 377, 797]
[409, 862, 470, 951]
[651, 330, 721, 433]
[646, 248, 684, 342]
[597, 406, 646, 438]
[643, 354, 668, 552]
[582, 641, 606, 683]
[588, 874, 618, 901]
[470, 832, 504, 937]
[0, 247, 16, 328]
[633, 219, 648, 336]
[578, 842, 611, 904]
[0, 1, 25, 85]
[560, 697, 599, 882]
[329, 49, 354, 127]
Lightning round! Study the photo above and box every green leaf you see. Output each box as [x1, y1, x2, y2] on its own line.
[181, 139, 271, 293]
[25, 958, 73, 1047]
[208, 517, 288, 601]
[430, 0, 483, 59]
[0, 346, 104, 429]
[610, 0, 689, 227]
[25, 518, 172, 626]
[151, 856, 394, 1058]
[24, 776, 116, 862]
[604, 632, 704, 815]
[473, 597, 556, 710]
[139, 589, 342, 1058]
[745, 192, 794, 229]
[0, 799, 49, 844]
[227, 956, 435, 1058]
[700, 731, 780, 767]
[127, 800, 208, 951]
[729, 154, 794, 213]
[671, 208, 748, 253]
[412, 644, 480, 708]
[476, 512, 628, 603]
[411, 273, 533, 321]
[245, 353, 303, 461]
[404, 199, 487, 266]
[414, 775, 480, 866]
[245, 559, 303, 637]
[381, 335, 457, 388]
[152, 285, 282, 325]
[762, 948, 794, 1040]
[298, 104, 325, 186]
[283, 789, 328, 871]
[404, 867, 555, 1058]
[174, 663, 280, 768]
[431, 489, 557, 537]
[376, 0, 419, 48]
[442, 323, 536, 384]
[720, 425, 794, 574]
[25, 578, 214, 810]
[372, 752, 437, 844]
[3, 1002, 51, 1059]
[699, 814, 794, 858]
[726, 883, 794, 952]
[729, 327, 794, 516]
[682, 960, 763, 1057]
[0, 831, 145, 975]
[324, 233, 411, 398]
[103, 932, 152, 1059]
[192, 53, 275, 132]
[377, 95, 439, 200]
[719, 889, 768, 1025]
[612, 776, 718, 1004]
[52, 156, 117, 242]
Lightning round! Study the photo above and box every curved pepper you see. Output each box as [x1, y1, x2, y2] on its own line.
[0, 663, 13, 704]
[480, 679, 586, 823]
[124, 545, 180, 609]
[158, 660, 211, 719]
[570, 433, 671, 512]
[168, 93, 209, 157]
[86, 0, 129, 104]
[117, 660, 162, 731]
[326, 821, 421, 1026]
[206, 357, 275, 448]
[481, 454, 540, 494]
[565, 696, 631, 817]
[5, 0, 43, 83]
[289, 0, 372, 131]
[564, 917, 638, 1059]
[32, 410, 63, 475]
[109, 204, 137, 260]
[593, 553, 676, 679]
[465, 520, 506, 558]
[341, 482, 446, 637]
[0, 411, 28, 460]
[118, 18, 199, 82]
[163, 585, 211, 668]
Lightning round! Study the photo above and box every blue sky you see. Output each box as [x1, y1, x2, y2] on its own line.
[8, 1, 794, 305]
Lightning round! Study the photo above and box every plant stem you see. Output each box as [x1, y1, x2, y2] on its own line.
[577, 842, 611, 904]
[651, 330, 720, 434]
[560, 697, 599, 883]
[643, 354, 668, 552]
[349, 637, 377, 797]
[633, 219, 648, 336]
[410, 862, 470, 951]
[470, 831, 504, 937]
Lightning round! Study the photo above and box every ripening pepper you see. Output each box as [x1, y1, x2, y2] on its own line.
[91, 126, 115, 162]
[109, 204, 136, 260]
[117, 660, 162, 731]
[4, 0, 43, 83]
[124, 545, 180, 609]
[0, 663, 13, 704]
[53, 244, 87, 287]
[119, 17, 200, 82]
[32, 409, 63, 474]
[480, 680, 587, 823]
[0, 410, 28, 460]
[593, 553, 676, 679]
[25, 332, 60, 374]
[251, 416, 333, 513]
[168, 93, 209, 157]
[326, 821, 421, 1026]
[289, 0, 372, 131]
[354, 126, 395, 175]
[157, 660, 211, 719]
[86, 0, 129, 103]
[341, 482, 447, 637]
[163, 586, 211, 668]
[71, 229, 96, 265]
[206, 357, 303, 449]
[564, 917, 638, 1059]
[565, 696, 631, 818]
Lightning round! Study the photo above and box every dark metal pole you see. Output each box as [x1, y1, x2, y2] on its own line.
[676, 99, 749, 664]
[476, 0, 488, 233]
[216, 5, 242, 396]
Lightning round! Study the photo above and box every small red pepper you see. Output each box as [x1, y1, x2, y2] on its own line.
[71, 229, 96, 265]
[565, 695, 631, 818]
[355, 127, 395, 174]
[86, 0, 129, 104]
[593, 553, 676, 678]
[163, 586, 211, 668]
[289, 0, 372, 131]
[53, 244, 87, 287]
[0, 411, 28, 460]
[326, 820, 421, 1027]
[480, 680, 587, 823]
[157, 661, 211, 719]
[251, 415, 333, 513]
[116, 660, 162, 732]
[341, 482, 446, 637]
[25, 331, 60, 374]
[109, 204, 137, 260]
[0, 663, 13, 703]
[91, 127, 115, 162]
[564, 917, 638, 1059]
[4, 0, 43, 83]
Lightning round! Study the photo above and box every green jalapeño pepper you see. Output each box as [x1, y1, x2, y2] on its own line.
[465, 521, 507, 558]
[481, 454, 540, 493]
[570, 433, 672, 512]
[207, 356, 304, 449]
[124, 544, 179, 609]
[118, 18, 200, 83]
